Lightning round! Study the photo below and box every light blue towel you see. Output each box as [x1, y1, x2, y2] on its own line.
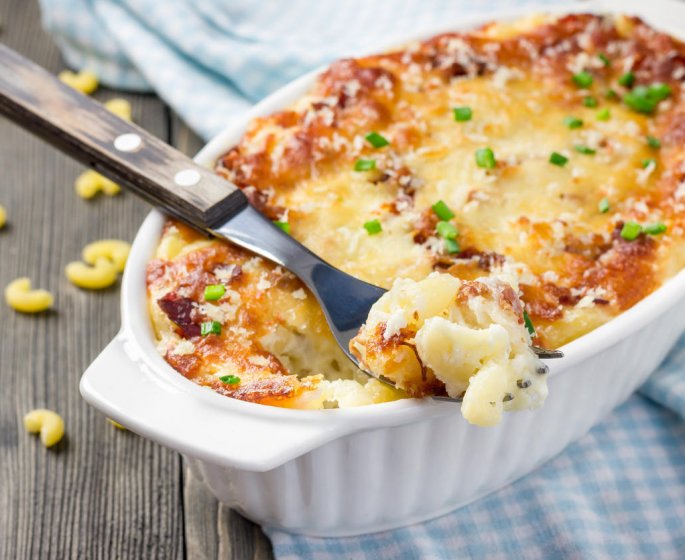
[39, 1, 685, 557]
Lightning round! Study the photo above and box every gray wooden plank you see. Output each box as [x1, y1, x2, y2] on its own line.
[183, 467, 275, 560]
[171, 118, 275, 560]
[0, 1, 184, 559]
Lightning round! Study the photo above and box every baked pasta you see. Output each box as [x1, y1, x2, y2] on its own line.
[148, 13, 685, 422]
[350, 273, 546, 426]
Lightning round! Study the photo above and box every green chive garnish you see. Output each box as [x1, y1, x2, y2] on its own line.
[642, 158, 656, 169]
[598, 53, 611, 67]
[618, 72, 635, 88]
[583, 96, 598, 108]
[453, 106, 473, 122]
[644, 222, 667, 235]
[475, 147, 496, 169]
[354, 158, 376, 171]
[365, 131, 389, 148]
[572, 71, 593, 88]
[219, 374, 241, 385]
[549, 152, 568, 166]
[204, 284, 226, 301]
[432, 200, 455, 220]
[273, 221, 291, 234]
[564, 116, 583, 129]
[623, 83, 672, 114]
[436, 220, 459, 240]
[363, 219, 382, 235]
[646, 135, 661, 149]
[598, 198, 610, 213]
[574, 145, 596, 155]
[623, 87, 654, 113]
[620, 221, 642, 241]
[444, 238, 460, 254]
[596, 108, 611, 121]
[606, 88, 619, 100]
[649, 82, 672, 101]
[201, 321, 222, 336]
[523, 310, 536, 337]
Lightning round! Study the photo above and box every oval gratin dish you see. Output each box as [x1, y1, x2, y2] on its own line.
[81, 0, 685, 536]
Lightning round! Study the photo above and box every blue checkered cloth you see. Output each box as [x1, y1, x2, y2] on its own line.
[39, 0, 685, 556]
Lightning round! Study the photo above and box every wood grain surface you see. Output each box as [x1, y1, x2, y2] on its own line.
[0, 1, 274, 558]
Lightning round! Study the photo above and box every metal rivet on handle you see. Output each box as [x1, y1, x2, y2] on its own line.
[114, 133, 142, 152]
[174, 169, 201, 187]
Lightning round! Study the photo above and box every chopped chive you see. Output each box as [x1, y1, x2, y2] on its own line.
[606, 88, 619, 100]
[623, 83, 672, 114]
[620, 221, 642, 241]
[363, 219, 382, 235]
[432, 200, 455, 220]
[649, 82, 672, 101]
[453, 106, 473, 122]
[596, 108, 611, 121]
[642, 158, 656, 169]
[572, 71, 593, 88]
[643, 222, 667, 235]
[436, 220, 459, 239]
[219, 374, 241, 385]
[564, 116, 583, 129]
[365, 131, 390, 148]
[475, 147, 496, 169]
[623, 87, 654, 113]
[444, 238, 461, 254]
[646, 135, 661, 149]
[583, 96, 598, 108]
[618, 72, 635, 88]
[523, 310, 536, 337]
[354, 158, 376, 171]
[549, 152, 568, 167]
[273, 220, 291, 234]
[574, 144, 596, 155]
[598, 53, 611, 67]
[201, 321, 222, 336]
[204, 284, 226, 301]
[598, 198, 610, 213]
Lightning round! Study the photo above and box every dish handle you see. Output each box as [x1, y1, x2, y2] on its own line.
[80, 332, 355, 472]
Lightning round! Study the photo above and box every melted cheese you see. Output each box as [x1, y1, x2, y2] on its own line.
[149, 13, 685, 420]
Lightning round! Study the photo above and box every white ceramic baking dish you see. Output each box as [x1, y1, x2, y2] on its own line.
[80, 0, 685, 536]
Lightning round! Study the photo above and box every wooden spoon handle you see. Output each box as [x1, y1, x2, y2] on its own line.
[0, 44, 246, 229]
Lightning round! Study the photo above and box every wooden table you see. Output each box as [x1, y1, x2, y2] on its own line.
[0, 1, 274, 557]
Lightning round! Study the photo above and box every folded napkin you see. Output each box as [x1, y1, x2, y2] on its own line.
[39, 0, 685, 557]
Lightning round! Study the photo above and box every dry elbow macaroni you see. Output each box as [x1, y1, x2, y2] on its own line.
[0, 204, 6, 229]
[83, 239, 131, 272]
[65, 239, 131, 289]
[5, 277, 54, 313]
[104, 98, 132, 121]
[58, 69, 99, 95]
[75, 169, 121, 199]
[66, 258, 118, 290]
[24, 409, 65, 448]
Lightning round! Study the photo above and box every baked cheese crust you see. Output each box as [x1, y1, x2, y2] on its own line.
[148, 13, 685, 408]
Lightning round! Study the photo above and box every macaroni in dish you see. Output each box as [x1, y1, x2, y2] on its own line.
[147, 13, 685, 423]
[350, 273, 545, 426]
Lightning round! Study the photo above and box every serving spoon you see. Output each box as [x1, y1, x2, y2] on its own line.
[0, 44, 562, 394]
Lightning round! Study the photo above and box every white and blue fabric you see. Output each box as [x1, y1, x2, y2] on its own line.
[39, 1, 685, 557]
